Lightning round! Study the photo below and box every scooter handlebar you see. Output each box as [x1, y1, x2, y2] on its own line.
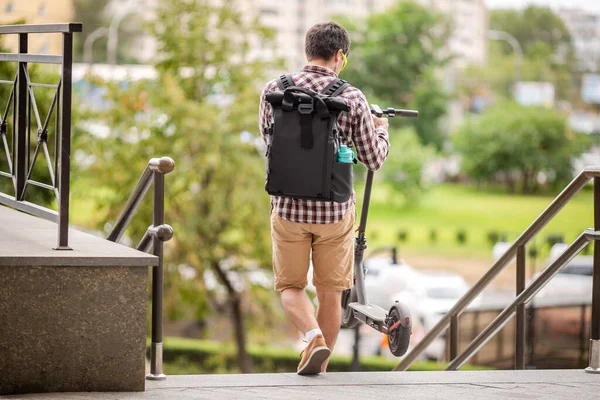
[371, 104, 419, 118]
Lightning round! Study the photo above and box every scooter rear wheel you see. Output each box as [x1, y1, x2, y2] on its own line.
[341, 288, 360, 329]
[387, 303, 412, 357]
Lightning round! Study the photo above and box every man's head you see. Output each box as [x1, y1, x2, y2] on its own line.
[305, 22, 350, 75]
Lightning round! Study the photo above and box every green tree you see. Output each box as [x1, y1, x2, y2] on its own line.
[454, 102, 583, 194]
[338, 0, 451, 149]
[75, 0, 278, 373]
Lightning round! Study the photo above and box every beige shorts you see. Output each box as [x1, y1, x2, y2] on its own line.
[270, 207, 355, 292]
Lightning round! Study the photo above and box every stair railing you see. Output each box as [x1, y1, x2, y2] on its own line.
[107, 156, 175, 380]
[394, 167, 600, 373]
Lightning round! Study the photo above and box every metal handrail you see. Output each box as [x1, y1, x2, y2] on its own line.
[107, 157, 175, 242]
[0, 23, 82, 34]
[395, 167, 600, 372]
[107, 156, 175, 381]
[446, 230, 593, 369]
[0, 23, 81, 249]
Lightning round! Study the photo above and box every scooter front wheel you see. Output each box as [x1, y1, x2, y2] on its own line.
[387, 303, 412, 357]
[341, 288, 360, 329]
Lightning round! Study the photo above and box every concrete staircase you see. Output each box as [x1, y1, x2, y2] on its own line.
[0, 206, 157, 395]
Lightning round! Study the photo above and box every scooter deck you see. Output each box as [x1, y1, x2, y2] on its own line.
[348, 302, 388, 322]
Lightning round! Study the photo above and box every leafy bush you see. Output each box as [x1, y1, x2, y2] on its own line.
[151, 337, 490, 374]
[397, 230, 409, 243]
[429, 229, 438, 243]
[454, 102, 584, 194]
[456, 230, 467, 245]
[546, 233, 565, 248]
[487, 231, 500, 246]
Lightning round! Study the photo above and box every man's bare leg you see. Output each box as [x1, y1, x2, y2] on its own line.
[280, 288, 320, 334]
[316, 289, 342, 372]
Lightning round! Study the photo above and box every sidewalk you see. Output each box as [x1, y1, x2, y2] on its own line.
[2, 369, 598, 399]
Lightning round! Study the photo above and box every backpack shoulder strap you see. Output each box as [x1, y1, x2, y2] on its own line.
[322, 78, 351, 97]
[277, 74, 295, 90]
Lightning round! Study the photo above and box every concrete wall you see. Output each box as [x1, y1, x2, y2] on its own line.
[0, 265, 148, 395]
[0, 206, 158, 395]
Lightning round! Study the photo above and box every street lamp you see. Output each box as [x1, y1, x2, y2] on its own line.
[83, 27, 108, 64]
[107, 1, 144, 65]
[488, 29, 523, 83]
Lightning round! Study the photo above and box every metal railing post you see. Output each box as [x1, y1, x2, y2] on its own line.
[516, 245, 526, 369]
[527, 307, 536, 366]
[471, 311, 479, 365]
[449, 315, 459, 362]
[580, 304, 588, 368]
[147, 170, 166, 380]
[55, 31, 74, 250]
[15, 33, 27, 201]
[586, 178, 600, 373]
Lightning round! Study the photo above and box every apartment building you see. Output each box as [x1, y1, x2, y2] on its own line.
[0, 0, 74, 55]
[253, 0, 486, 71]
[559, 7, 600, 72]
[417, 0, 487, 69]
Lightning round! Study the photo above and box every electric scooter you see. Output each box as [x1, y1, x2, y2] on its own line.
[340, 105, 418, 357]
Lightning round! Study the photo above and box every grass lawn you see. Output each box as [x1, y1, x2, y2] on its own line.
[71, 177, 593, 262]
[358, 182, 593, 260]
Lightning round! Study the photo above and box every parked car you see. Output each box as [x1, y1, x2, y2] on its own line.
[363, 256, 424, 311]
[533, 255, 593, 305]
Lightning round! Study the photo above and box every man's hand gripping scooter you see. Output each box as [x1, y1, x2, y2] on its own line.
[340, 105, 418, 357]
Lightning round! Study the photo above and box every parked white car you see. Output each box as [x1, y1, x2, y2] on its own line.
[533, 255, 593, 306]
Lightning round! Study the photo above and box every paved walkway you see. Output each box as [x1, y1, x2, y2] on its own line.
[2, 370, 599, 399]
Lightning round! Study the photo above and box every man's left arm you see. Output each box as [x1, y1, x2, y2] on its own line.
[258, 84, 275, 145]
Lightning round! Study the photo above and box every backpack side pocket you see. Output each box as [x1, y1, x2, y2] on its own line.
[331, 161, 353, 203]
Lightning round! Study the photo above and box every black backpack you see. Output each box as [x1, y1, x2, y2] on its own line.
[264, 75, 353, 203]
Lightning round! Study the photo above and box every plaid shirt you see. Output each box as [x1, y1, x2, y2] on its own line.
[259, 65, 390, 224]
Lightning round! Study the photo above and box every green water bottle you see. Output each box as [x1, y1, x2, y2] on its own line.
[337, 144, 354, 163]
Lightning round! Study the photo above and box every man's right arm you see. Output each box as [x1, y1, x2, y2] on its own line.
[351, 92, 390, 171]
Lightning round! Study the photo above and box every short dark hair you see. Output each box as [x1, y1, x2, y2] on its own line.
[305, 22, 350, 61]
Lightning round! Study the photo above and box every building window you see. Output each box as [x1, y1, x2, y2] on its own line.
[5, 2, 13, 13]
[39, 3, 46, 16]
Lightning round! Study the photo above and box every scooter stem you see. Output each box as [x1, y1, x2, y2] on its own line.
[354, 170, 375, 305]
[357, 170, 375, 238]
